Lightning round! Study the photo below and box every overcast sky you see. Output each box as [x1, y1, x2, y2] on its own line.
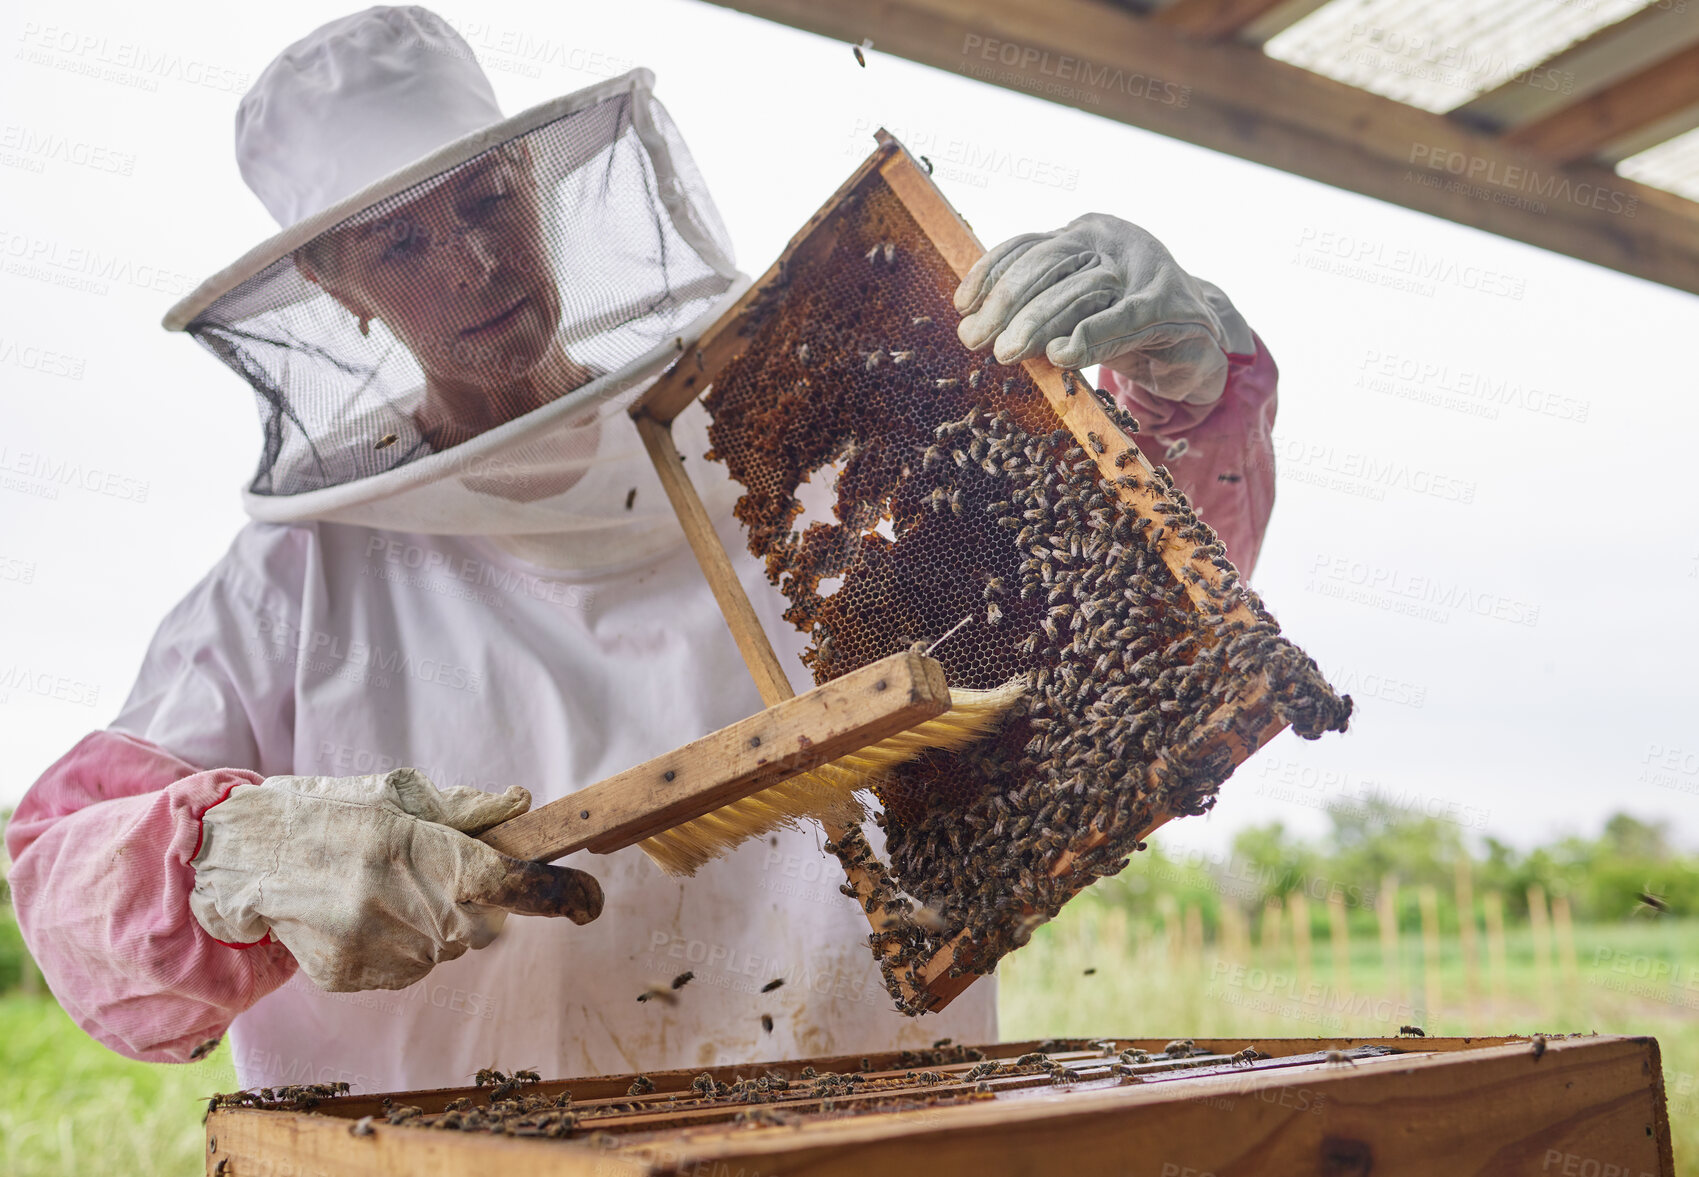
[3, 0, 1696, 861]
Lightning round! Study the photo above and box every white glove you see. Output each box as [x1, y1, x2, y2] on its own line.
[954, 212, 1254, 406]
[189, 768, 603, 992]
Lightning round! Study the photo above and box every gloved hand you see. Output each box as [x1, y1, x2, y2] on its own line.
[955, 212, 1254, 406]
[189, 768, 603, 992]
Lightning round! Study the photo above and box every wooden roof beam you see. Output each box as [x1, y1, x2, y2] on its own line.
[702, 0, 1699, 296]
[1148, 0, 1298, 40]
[1451, 4, 1699, 134]
[1501, 41, 1699, 164]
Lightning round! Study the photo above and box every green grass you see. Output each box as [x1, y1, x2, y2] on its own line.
[1002, 900, 1699, 1173]
[0, 995, 235, 1177]
[2, 912, 1694, 1175]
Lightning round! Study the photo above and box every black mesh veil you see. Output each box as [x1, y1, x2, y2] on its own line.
[173, 72, 739, 537]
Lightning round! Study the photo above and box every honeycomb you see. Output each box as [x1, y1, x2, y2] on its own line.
[699, 156, 1351, 1012]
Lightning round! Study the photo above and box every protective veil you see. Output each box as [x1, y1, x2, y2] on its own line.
[134, 6, 996, 1090]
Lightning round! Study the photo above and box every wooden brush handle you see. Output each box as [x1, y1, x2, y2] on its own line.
[479, 650, 949, 863]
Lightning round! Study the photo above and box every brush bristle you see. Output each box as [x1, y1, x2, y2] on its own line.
[638, 678, 1026, 876]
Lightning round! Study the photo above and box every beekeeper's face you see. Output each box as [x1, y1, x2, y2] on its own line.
[301, 142, 563, 391]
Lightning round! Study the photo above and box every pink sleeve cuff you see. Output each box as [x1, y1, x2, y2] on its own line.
[1100, 334, 1279, 575]
[6, 731, 297, 1062]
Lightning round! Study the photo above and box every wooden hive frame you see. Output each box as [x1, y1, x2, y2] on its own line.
[628, 130, 1333, 1015]
[202, 1034, 1675, 1176]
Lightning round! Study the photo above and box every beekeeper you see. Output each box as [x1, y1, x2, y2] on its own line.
[5, 6, 1278, 1094]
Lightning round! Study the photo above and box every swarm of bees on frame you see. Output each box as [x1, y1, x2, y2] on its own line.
[699, 173, 1351, 1014]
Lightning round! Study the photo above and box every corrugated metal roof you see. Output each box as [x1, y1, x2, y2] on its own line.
[1618, 124, 1699, 201]
[1264, 0, 1652, 113]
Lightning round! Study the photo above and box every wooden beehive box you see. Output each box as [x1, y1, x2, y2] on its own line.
[628, 132, 1351, 1016]
[203, 1034, 1674, 1175]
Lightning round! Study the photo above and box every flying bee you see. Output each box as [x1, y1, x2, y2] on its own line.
[1636, 888, 1670, 915]
[636, 986, 678, 1005]
[761, 1014, 775, 1033]
[189, 1036, 222, 1061]
[624, 487, 637, 511]
[1323, 1050, 1353, 1067]
[374, 433, 398, 451]
[853, 42, 866, 67]
[761, 978, 786, 993]
[671, 970, 695, 990]
[1163, 437, 1191, 461]
[1217, 472, 1242, 483]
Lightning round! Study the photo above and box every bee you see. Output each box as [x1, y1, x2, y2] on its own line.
[628, 1075, 655, 1096]
[1163, 1039, 1195, 1057]
[891, 350, 914, 365]
[213, 1161, 229, 1177]
[1229, 1047, 1260, 1067]
[374, 433, 399, 451]
[968, 369, 983, 389]
[1163, 437, 1191, 461]
[1398, 1025, 1425, 1038]
[349, 1115, 375, 1136]
[986, 602, 1003, 625]
[624, 487, 637, 511]
[474, 1068, 506, 1086]
[1082, 967, 1096, 976]
[853, 43, 867, 67]
[796, 343, 809, 364]
[919, 155, 934, 174]
[761, 1014, 775, 1033]
[884, 242, 895, 264]
[911, 905, 950, 932]
[671, 970, 695, 990]
[761, 978, 786, 993]
[1217, 472, 1242, 483]
[1114, 449, 1136, 469]
[864, 349, 884, 371]
[949, 489, 964, 516]
[1061, 370, 1079, 396]
[935, 377, 960, 391]
[1531, 1034, 1547, 1061]
[1322, 1050, 1353, 1067]
[1636, 889, 1670, 915]
[636, 986, 678, 1005]
[912, 316, 932, 327]
[188, 1036, 222, 1061]
[1002, 378, 1017, 395]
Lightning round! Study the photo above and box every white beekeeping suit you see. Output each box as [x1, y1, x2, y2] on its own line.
[3, 6, 995, 1093]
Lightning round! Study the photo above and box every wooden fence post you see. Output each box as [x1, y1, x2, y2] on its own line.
[1528, 883, 1554, 1009]
[1378, 874, 1401, 1006]
[1328, 889, 1352, 1002]
[1483, 891, 1509, 1016]
[1418, 884, 1443, 1030]
[1289, 892, 1312, 998]
[1455, 857, 1479, 1020]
